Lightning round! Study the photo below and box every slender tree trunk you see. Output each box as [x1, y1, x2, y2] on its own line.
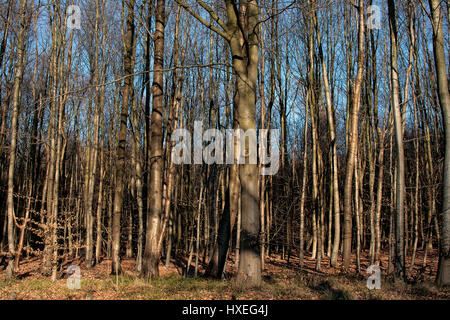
[95, 11, 108, 265]
[388, 0, 406, 280]
[355, 155, 361, 273]
[95, 146, 104, 265]
[111, 0, 135, 275]
[85, 0, 103, 269]
[5, 0, 28, 278]
[410, 87, 420, 271]
[259, 5, 266, 269]
[299, 102, 309, 268]
[194, 184, 204, 277]
[313, 4, 340, 267]
[343, 0, 365, 271]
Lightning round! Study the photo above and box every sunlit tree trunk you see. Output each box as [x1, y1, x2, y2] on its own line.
[85, 0, 102, 269]
[343, 0, 365, 271]
[299, 101, 309, 268]
[230, 0, 262, 287]
[313, 2, 340, 267]
[143, 0, 165, 279]
[388, 0, 406, 280]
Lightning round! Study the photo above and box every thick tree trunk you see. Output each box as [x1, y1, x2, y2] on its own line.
[231, 0, 261, 288]
[143, 0, 165, 279]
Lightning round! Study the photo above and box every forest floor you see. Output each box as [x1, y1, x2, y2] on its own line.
[0, 248, 449, 300]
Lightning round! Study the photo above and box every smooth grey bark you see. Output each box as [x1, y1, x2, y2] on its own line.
[143, 0, 165, 279]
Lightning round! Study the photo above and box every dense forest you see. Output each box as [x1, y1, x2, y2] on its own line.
[0, 0, 449, 298]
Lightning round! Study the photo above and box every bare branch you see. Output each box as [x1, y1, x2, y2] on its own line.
[196, 0, 229, 32]
[174, 0, 231, 41]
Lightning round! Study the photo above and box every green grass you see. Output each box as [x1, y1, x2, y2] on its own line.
[1, 271, 449, 300]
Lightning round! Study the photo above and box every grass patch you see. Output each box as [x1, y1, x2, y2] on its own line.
[1, 268, 449, 300]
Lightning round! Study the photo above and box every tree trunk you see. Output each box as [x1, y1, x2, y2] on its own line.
[143, 0, 165, 279]
[343, 0, 365, 271]
[5, 0, 28, 278]
[428, 0, 450, 286]
[228, 0, 262, 287]
[111, 0, 135, 275]
[313, 3, 340, 267]
[388, 0, 406, 280]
